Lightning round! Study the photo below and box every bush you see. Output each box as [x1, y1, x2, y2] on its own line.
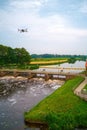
[29, 65, 39, 70]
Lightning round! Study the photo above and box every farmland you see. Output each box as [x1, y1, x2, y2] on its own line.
[30, 58, 68, 65]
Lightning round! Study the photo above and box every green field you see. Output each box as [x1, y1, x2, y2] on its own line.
[82, 84, 87, 94]
[31, 58, 67, 61]
[24, 76, 87, 130]
[30, 58, 68, 65]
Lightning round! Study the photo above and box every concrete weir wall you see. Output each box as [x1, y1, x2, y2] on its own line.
[0, 70, 31, 78]
[25, 120, 48, 130]
[0, 70, 75, 81]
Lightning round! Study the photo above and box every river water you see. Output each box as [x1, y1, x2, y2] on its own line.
[0, 76, 63, 130]
[39, 60, 86, 73]
[0, 61, 85, 130]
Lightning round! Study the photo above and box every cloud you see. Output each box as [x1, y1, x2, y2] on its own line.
[79, 1, 87, 13]
[48, 26, 87, 37]
[9, 0, 47, 11]
[0, 1, 67, 33]
[0, 0, 87, 55]
[1, 2, 87, 42]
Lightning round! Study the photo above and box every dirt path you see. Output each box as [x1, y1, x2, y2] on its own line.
[74, 77, 87, 101]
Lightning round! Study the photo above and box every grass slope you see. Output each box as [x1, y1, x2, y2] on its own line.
[25, 77, 87, 130]
[82, 84, 87, 94]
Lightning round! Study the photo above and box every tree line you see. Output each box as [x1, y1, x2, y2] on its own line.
[31, 54, 86, 61]
[0, 44, 31, 65]
[0, 44, 86, 66]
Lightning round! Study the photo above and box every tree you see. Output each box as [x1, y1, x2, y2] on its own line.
[0, 44, 31, 65]
[14, 48, 31, 64]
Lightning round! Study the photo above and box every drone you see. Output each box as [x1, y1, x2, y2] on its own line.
[18, 28, 28, 33]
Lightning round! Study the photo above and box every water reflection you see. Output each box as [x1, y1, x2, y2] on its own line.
[39, 61, 85, 73]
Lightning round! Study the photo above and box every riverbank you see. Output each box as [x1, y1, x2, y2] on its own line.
[24, 76, 87, 130]
[0, 76, 64, 130]
[74, 77, 87, 101]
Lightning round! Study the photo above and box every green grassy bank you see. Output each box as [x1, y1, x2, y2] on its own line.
[24, 76, 87, 130]
[82, 84, 87, 94]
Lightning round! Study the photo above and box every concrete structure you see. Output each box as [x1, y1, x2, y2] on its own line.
[0, 69, 77, 81]
[40, 66, 85, 70]
[74, 77, 87, 101]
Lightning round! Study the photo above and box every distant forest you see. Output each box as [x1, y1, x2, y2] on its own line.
[31, 54, 87, 60]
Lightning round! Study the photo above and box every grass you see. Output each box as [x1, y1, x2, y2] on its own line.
[0, 64, 39, 70]
[31, 58, 68, 61]
[82, 84, 87, 94]
[24, 76, 87, 130]
[84, 84, 87, 90]
[30, 59, 68, 65]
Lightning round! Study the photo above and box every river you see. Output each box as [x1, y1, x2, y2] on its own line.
[0, 76, 63, 130]
[39, 60, 85, 73]
[0, 61, 85, 130]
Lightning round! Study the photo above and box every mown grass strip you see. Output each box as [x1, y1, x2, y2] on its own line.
[31, 58, 68, 61]
[24, 76, 87, 130]
[30, 59, 67, 65]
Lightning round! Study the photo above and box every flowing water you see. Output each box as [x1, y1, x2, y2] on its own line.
[0, 61, 86, 130]
[0, 76, 63, 130]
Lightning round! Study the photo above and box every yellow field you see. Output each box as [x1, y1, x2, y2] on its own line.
[30, 59, 67, 65]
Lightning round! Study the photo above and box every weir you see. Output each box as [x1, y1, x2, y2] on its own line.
[0, 69, 77, 80]
[40, 66, 85, 70]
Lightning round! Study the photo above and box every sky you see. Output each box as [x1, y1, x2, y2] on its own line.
[0, 0, 87, 55]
